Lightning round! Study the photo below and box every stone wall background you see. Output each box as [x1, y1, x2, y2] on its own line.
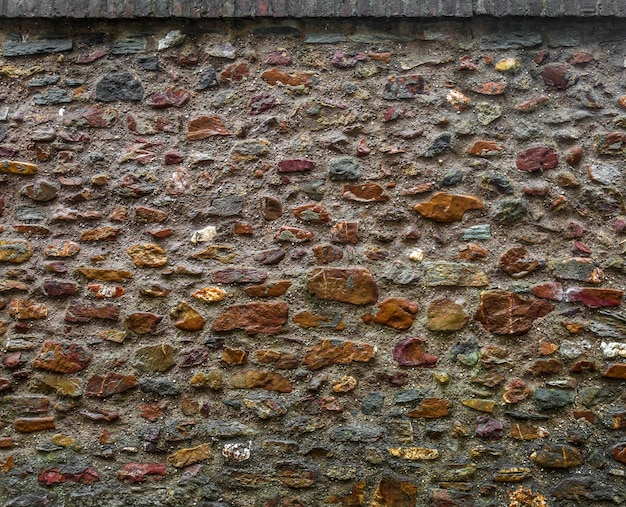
[1, 14, 626, 507]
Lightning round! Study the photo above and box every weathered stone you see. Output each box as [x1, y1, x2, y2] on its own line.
[542, 63, 578, 89]
[603, 364, 626, 379]
[566, 287, 623, 308]
[342, 183, 389, 203]
[33, 88, 71, 105]
[20, 180, 57, 201]
[533, 388, 575, 410]
[33, 341, 91, 373]
[4, 39, 73, 56]
[510, 423, 549, 440]
[31, 374, 82, 397]
[362, 298, 417, 330]
[293, 203, 331, 223]
[408, 398, 452, 419]
[220, 347, 248, 366]
[330, 222, 358, 244]
[503, 378, 532, 404]
[0, 159, 38, 176]
[303, 339, 376, 370]
[9, 299, 48, 319]
[213, 302, 287, 335]
[187, 115, 230, 140]
[308, 267, 378, 305]
[516, 147, 558, 172]
[493, 468, 532, 482]
[253, 247, 285, 265]
[467, 140, 503, 156]
[167, 444, 211, 468]
[388, 447, 438, 460]
[116, 463, 166, 483]
[474, 81, 507, 95]
[426, 298, 468, 331]
[77, 268, 132, 281]
[414, 192, 483, 222]
[312, 244, 343, 264]
[126, 243, 168, 268]
[192, 286, 228, 303]
[530, 444, 582, 468]
[245, 281, 291, 298]
[14, 417, 55, 433]
[423, 133, 452, 157]
[80, 226, 120, 241]
[531, 282, 563, 301]
[134, 344, 175, 372]
[0, 240, 32, 263]
[135, 206, 168, 223]
[553, 258, 603, 283]
[383, 75, 426, 99]
[232, 370, 292, 393]
[170, 301, 205, 331]
[278, 159, 315, 173]
[96, 72, 144, 101]
[499, 246, 545, 278]
[44, 240, 80, 258]
[474, 290, 553, 335]
[148, 87, 190, 108]
[491, 197, 528, 223]
[65, 303, 119, 323]
[328, 157, 361, 181]
[274, 226, 314, 243]
[392, 338, 437, 367]
[423, 261, 489, 287]
[214, 268, 267, 284]
[293, 310, 344, 330]
[462, 399, 496, 413]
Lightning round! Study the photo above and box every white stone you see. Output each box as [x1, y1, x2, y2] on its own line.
[408, 249, 425, 262]
[601, 341, 626, 359]
[158, 30, 186, 51]
[191, 225, 217, 244]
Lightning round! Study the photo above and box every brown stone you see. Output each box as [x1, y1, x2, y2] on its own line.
[0, 240, 32, 263]
[408, 398, 452, 418]
[65, 303, 119, 323]
[126, 312, 163, 334]
[603, 364, 626, 379]
[13, 224, 51, 235]
[474, 290, 553, 335]
[213, 302, 288, 334]
[330, 222, 358, 244]
[466, 140, 503, 156]
[392, 337, 437, 367]
[32, 374, 82, 397]
[9, 299, 48, 319]
[473, 81, 507, 95]
[293, 311, 345, 330]
[370, 476, 418, 507]
[135, 206, 168, 223]
[274, 226, 314, 243]
[462, 399, 496, 413]
[213, 268, 267, 284]
[244, 280, 291, 298]
[293, 203, 331, 223]
[342, 183, 389, 202]
[261, 68, 314, 87]
[127, 243, 168, 268]
[255, 350, 299, 369]
[77, 268, 133, 282]
[261, 196, 283, 220]
[566, 287, 623, 308]
[33, 341, 91, 373]
[528, 358, 563, 376]
[170, 301, 205, 331]
[14, 417, 55, 433]
[542, 63, 578, 89]
[413, 192, 484, 223]
[0, 280, 28, 293]
[44, 240, 80, 258]
[426, 298, 468, 331]
[510, 424, 549, 441]
[167, 444, 212, 468]
[80, 226, 119, 241]
[516, 147, 558, 172]
[187, 115, 230, 140]
[326, 482, 365, 506]
[362, 298, 417, 330]
[232, 369, 292, 393]
[457, 243, 488, 261]
[312, 244, 343, 264]
[503, 378, 531, 404]
[612, 443, 626, 464]
[531, 282, 563, 301]
[498, 246, 545, 278]
[566, 146, 583, 167]
[134, 344, 175, 372]
[530, 444, 582, 468]
[303, 339, 376, 370]
[307, 267, 378, 305]
[220, 347, 248, 366]
[87, 284, 125, 299]
[86, 372, 138, 397]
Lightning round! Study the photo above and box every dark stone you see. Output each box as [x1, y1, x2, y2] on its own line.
[27, 75, 60, 87]
[206, 195, 244, 216]
[533, 388, 575, 410]
[328, 157, 362, 181]
[480, 32, 542, 49]
[137, 56, 159, 71]
[197, 66, 218, 90]
[382, 75, 427, 99]
[491, 197, 528, 223]
[423, 133, 452, 158]
[3, 39, 73, 57]
[6, 491, 59, 507]
[111, 38, 146, 55]
[253, 26, 301, 37]
[139, 378, 181, 396]
[440, 169, 463, 186]
[95, 73, 144, 102]
[553, 476, 622, 503]
[362, 392, 384, 415]
[33, 89, 72, 105]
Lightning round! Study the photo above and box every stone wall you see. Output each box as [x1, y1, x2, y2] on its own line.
[1, 15, 626, 507]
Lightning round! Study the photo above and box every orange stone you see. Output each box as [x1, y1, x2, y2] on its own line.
[125, 312, 163, 334]
[170, 301, 205, 331]
[473, 81, 507, 95]
[261, 68, 314, 87]
[220, 347, 248, 366]
[413, 192, 484, 223]
[86, 372, 138, 397]
[244, 280, 291, 298]
[80, 226, 119, 241]
[14, 417, 55, 433]
[303, 339, 376, 370]
[510, 424, 549, 440]
[187, 115, 230, 140]
[9, 298, 48, 319]
[77, 268, 133, 282]
[467, 140, 503, 156]
[370, 476, 418, 507]
[362, 297, 417, 330]
[408, 398, 452, 419]
[33, 341, 92, 373]
[457, 243, 488, 261]
[44, 240, 81, 258]
[426, 298, 468, 331]
[603, 364, 626, 379]
[293, 203, 331, 223]
[474, 290, 553, 335]
[126, 243, 168, 268]
[293, 311, 345, 330]
[342, 183, 389, 203]
[307, 267, 378, 305]
[231, 369, 292, 393]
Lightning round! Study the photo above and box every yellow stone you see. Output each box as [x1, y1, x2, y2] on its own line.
[388, 447, 439, 460]
[434, 371, 450, 384]
[51, 434, 76, 447]
[192, 286, 228, 303]
[0, 65, 43, 78]
[0, 160, 38, 175]
[190, 370, 222, 390]
[167, 443, 212, 468]
[461, 399, 496, 413]
[495, 58, 520, 73]
[96, 329, 127, 343]
[32, 374, 82, 397]
[493, 467, 532, 482]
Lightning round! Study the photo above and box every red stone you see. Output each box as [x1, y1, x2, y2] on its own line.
[312, 244, 343, 264]
[187, 115, 230, 140]
[498, 246, 545, 278]
[531, 282, 563, 301]
[213, 302, 288, 335]
[392, 337, 437, 367]
[473, 82, 506, 95]
[43, 280, 78, 297]
[14, 417, 55, 432]
[542, 63, 578, 89]
[474, 290, 553, 335]
[293, 203, 331, 223]
[362, 298, 417, 330]
[278, 159, 315, 173]
[244, 280, 291, 298]
[307, 267, 378, 305]
[33, 341, 91, 373]
[528, 358, 563, 376]
[221, 62, 250, 82]
[80, 226, 119, 241]
[330, 222, 358, 244]
[566, 287, 623, 308]
[116, 463, 166, 483]
[135, 206, 168, 223]
[148, 87, 190, 108]
[65, 303, 119, 323]
[274, 226, 314, 242]
[261, 68, 313, 87]
[39, 467, 99, 485]
[565, 146, 583, 167]
[516, 147, 558, 172]
[515, 95, 549, 112]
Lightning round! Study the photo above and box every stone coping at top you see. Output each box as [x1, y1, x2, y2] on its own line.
[1, 0, 625, 18]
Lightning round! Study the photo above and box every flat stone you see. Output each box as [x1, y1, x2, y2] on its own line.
[206, 195, 244, 216]
[77, 268, 132, 281]
[245, 281, 291, 298]
[542, 63, 578, 89]
[408, 398, 452, 419]
[112, 38, 145, 54]
[312, 244, 343, 264]
[423, 133, 452, 158]
[423, 261, 489, 287]
[261, 68, 314, 87]
[139, 378, 180, 396]
[503, 378, 532, 403]
[31, 374, 82, 397]
[96, 72, 143, 101]
[328, 157, 361, 181]
[0, 280, 28, 293]
[135, 206, 168, 223]
[510, 424, 550, 440]
[474, 81, 507, 95]
[566, 287, 623, 308]
[467, 140, 503, 156]
[44, 240, 80, 258]
[214, 268, 267, 284]
[388, 447, 438, 460]
[533, 388, 575, 410]
[531, 282, 563, 301]
[594, 132, 626, 156]
[86, 372, 138, 397]
[553, 258, 604, 283]
[330, 222, 358, 244]
[20, 180, 57, 201]
[342, 183, 389, 202]
[187, 115, 230, 140]
[4, 39, 72, 57]
[414, 192, 483, 222]
[213, 302, 287, 335]
[232, 370, 292, 393]
[274, 226, 314, 243]
[127, 243, 168, 268]
[293, 311, 344, 330]
[192, 286, 228, 303]
[133, 343, 175, 372]
[14, 417, 55, 433]
[279, 159, 315, 173]
[33, 341, 91, 373]
[303, 339, 376, 370]
[116, 463, 166, 483]
[427, 298, 468, 331]
[9, 299, 48, 319]
[167, 443, 211, 468]
[393, 337, 437, 367]
[516, 147, 558, 172]
[64, 304, 119, 323]
[530, 444, 582, 468]
[499, 246, 545, 278]
[293, 203, 331, 223]
[308, 267, 378, 305]
[191, 245, 235, 263]
[148, 87, 191, 108]
[476, 101, 502, 125]
[197, 66, 218, 90]
[80, 226, 120, 241]
[170, 301, 205, 331]
[603, 364, 626, 379]
[370, 476, 418, 507]
[474, 290, 553, 335]
[462, 399, 496, 413]
[0, 160, 38, 176]
[0, 240, 32, 263]
[382, 75, 427, 100]
[362, 297, 418, 330]
[231, 139, 270, 161]
[32, 88, 71, 105]
[252, 247, 285, 265]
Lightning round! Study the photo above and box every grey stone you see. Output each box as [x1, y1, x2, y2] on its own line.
[328, 156, 362, 181]
[578, 386, 620, 407]
[361, 392, 384, 415]
[513, 120, 543, 140]
[64, 79, 84, 87]
[395, 389, 426, 404]
[331, 423, 384, 442]
[440, 169, 463, 186]
[197, 66, 219, 90]
[157, 30, 185, 51]
[423, 133, 452, 158]
[7, 491, 59, 507]
[476, 102, 502, 125]
[348, 33, 415, 43]
[533, 388, 575, 411]
[588, 163, 621, 186]
[462, 224, 491, 241]
[26, 75, 60, 87]
[384, 262, 420, 285]
[480, 32, 542, 50]
[20, 180, 58, 202]
[481, 174, 514, 194]
[305, 33, 347, 44]
[95, 73, 144, 102]
[33, 88, 71, 105]
[253, 26, 301, 37]
[111, 38, 146, 55]
[300, 180, 325, 201]
[137, 56, 159, 71]
[209, 43, 236, 59]
[139, 377, 180, 396]
[201, 420, 256, 437]
[206, 195, 244, 216]
[15, 206, 44, 221]
[3, 39, 72, 57]
[552, 476, 623, 504]
[553, 258, 601, 282]
[491, 198, 528, 223]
